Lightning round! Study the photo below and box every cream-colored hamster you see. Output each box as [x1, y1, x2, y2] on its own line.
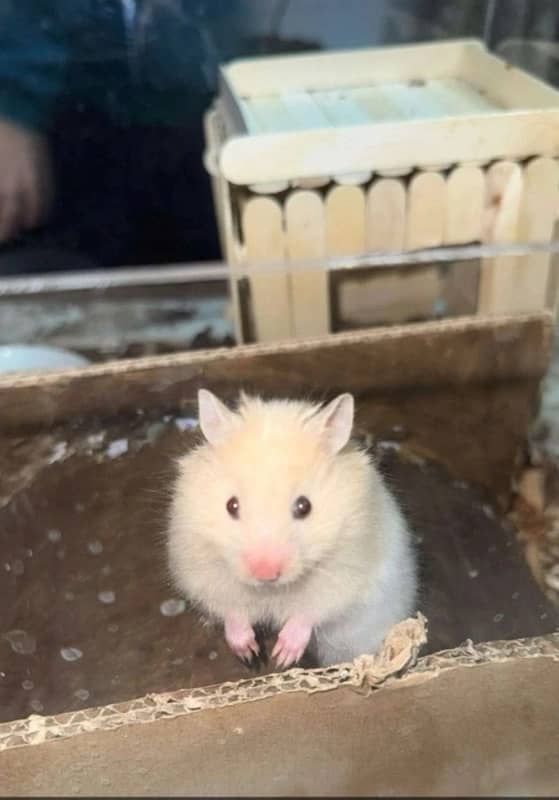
[167, 389, 417, 668]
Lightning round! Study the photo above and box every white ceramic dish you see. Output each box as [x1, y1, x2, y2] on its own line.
[0, 345, 90, 375]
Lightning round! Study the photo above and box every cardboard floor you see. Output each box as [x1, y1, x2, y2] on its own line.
[1, 410, 558, 724]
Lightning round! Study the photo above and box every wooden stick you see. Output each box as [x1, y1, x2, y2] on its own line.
[325, 185, 366, 256]
[406, 172, 446, 250]
[478, 160, 524, 315]
[242, 196, 292, 342]
[367, 178, 406, 251]
[445, 165, 484, 244]
[515, 157, 559, 312]
[285, 190, 330, 337]
[203, 107, 244, 342]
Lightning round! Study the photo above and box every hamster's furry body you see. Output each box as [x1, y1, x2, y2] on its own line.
[167, 390, 417, 668]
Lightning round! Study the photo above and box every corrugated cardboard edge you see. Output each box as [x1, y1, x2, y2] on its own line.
[0, 311, 553, 433]
[2, 614, 558, 754]
[0, 312, 552, 391]
[0, 614, 423, 752]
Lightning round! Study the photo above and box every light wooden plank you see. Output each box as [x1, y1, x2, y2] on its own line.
[445, 165, 484, 244]
[242, 96, 296, 133]
[203, 108, 227, 256]
[351, 86, 404, 123]
[326, 183, 384, 329]
[233, 42, 559, 117]
[217, 175, 244, 343]
[548, 219, 559, 319]
[515, 157, 559, 312]
[405, 172, 446, 250]
[242, 196, 292, 342]
[461, 43, 559, 111]
[291, 176, 330, 189]
[334, 172, 372, 185]
[425, 79, 500, 115]
[377, 167, 413, 178]
[248, 181, 289, 194]
[285, 190, 330, 338]
[237, 98, 261, 133]
[421, 162, 452, 171]
[366, 178, 406, 251]
[478, 160, 524, 315]
[280, 91, 330, 130]
[482, 160, 523, 244]
[387, 84, 443, 120]
[325, 185, 366, 256]
[223, 40, 478, 95]
[518, 157, 559, 243]
[313, 90, 370, 126]
[343, 178, 409, 329]
[219, 113, 559, 186]
[203, 106, 244, 342]
[220, 40, 559, 186]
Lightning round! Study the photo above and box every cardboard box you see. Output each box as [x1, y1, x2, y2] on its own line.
[1, 312, 559, 796]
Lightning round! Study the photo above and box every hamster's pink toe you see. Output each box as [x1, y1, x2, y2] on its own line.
[272, 617, 312, 669]
[226, 633, 259, 660]
[224, 616, 259, 661]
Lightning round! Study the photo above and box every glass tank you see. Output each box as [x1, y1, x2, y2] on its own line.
[1, 3, 559, 796]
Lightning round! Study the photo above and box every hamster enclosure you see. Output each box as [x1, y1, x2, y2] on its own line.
[2, 8, 559, 794]
[0, 304, 558, 795]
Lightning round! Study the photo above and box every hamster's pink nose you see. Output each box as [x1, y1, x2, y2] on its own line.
[244, 553, 287, 582]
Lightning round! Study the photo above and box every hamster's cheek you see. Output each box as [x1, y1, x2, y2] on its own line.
[203, 520, 241, 558]
[295, 526, 324, 562]
[305, 518, 341, 559]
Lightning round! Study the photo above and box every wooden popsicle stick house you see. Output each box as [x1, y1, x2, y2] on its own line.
[204, 40, 559, 343]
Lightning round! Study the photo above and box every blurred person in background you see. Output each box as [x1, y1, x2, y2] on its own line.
[0, 0, 245, 273]
[2, 0, 532, 275]
[0, 0, 331, 275]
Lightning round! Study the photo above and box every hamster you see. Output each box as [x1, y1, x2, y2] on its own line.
[167, 389, 417, 669]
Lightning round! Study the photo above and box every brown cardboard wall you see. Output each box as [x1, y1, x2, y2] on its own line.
[2, 654, 559, 797]
[0, 312, 557, 796]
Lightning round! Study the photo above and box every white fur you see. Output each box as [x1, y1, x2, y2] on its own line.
[167, 392, 417, 667]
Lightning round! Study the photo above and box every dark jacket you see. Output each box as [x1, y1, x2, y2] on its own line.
[0, 0, 245, 132]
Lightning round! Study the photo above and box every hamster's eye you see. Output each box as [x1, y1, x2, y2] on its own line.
[292, 495, 312, 520]
[226, 496, 240, 519]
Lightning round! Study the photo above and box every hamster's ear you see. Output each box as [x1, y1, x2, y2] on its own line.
[311, 393, 354, 455]
[198, 389, 237, 446]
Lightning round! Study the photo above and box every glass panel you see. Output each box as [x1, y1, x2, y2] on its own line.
[1, 8, 558, 796]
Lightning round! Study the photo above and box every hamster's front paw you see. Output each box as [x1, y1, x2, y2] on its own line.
[272, 616, 312, 669]
[224, 615, 259, 664]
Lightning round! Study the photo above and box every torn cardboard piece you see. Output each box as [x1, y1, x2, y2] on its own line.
[0, 614, 427, 753]
[2, 630, 559, 797]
